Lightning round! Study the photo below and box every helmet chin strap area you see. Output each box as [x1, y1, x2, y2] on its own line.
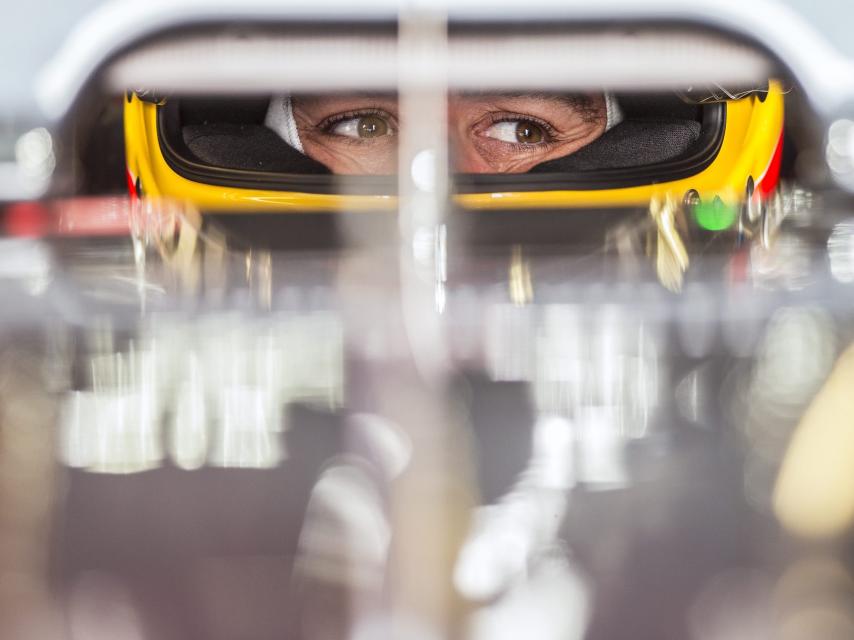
[605, 92, 623, 132]
[265, 95, 304, 153]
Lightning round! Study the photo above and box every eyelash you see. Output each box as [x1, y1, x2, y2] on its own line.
[315, 109, 558, 151]
[480, 112, 559, 150]
[319, 109, 396, 141]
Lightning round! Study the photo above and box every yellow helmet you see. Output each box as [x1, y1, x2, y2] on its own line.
[124, 84, 784, 214]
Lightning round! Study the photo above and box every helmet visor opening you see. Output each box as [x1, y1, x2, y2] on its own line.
[154, 90, 726, 194]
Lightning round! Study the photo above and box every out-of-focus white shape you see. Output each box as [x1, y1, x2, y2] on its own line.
[274, 313, 345, 409]
[168, 354, 208, 470]
[750, 232, 811, 290]
[750, 307, 836, 421]
[782, 187, 816, 227]
[435, 223, 447, 281]
[485, 304, 535, 381]
[296, 463, 390, 590]
[60, 344, 165, 474]
[531, 303, 660, 445]
[721, 287, 765, 357]
[826, 119, 854, 191]
[622, 324, 661, 439]
[466, 552, 589, 640]
[348, 413, 412, 480]
[688, 568, 774, 640]
[739, 307, 837, 514]
[677, 284, 717, 358]
[575, 406, 627, 488]
[0, 239, 52, 295]
[434, 223, 447, 313]
[434, 281, 446, 313]
[209, 386, 280, 469]
[59, 390, 163, 474]
[828, 220, 854, 283]
[774, 343, 854, 539]
[455, 415, 573, 602]
[454, 505, 533, 602]
[62, 312, 346, 472]
[68, 572, 146, 640]
[352, 614, 441, 640]
[14, 127, 55, 185]
[59, 391, 97, 469]
[533, 415, 575, 490]
[741, 306, 835, 482]
[675, 367, 704, 425]
[3, 126, 55, 202]
[411, 225, 437, 273]
[411, 149, 436, 193]
[250, 326, 286, 435]
[592, 305, 622, 408]
[534, 305, 583, 417]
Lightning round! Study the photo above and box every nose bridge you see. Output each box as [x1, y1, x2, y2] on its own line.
[446, 98, 463, 170]
[446, 98, 487, 173]
[446, 122, 466, 172]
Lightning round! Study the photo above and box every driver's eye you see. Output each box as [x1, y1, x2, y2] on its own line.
[483, 120, 546, 144]
[329, 114, 392, 139]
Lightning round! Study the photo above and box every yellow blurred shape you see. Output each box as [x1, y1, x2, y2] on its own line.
[649, 194, 689, 293]
[508, 246, 533, 306]
[773, 344, 854, 538]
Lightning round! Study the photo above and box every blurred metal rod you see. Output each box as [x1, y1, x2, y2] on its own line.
[102, 31, 773, 95]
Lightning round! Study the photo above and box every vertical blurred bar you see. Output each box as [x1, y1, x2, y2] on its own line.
[0, 342, 60, 637]
[398, 3, 448, 242]
[382, 4, 470, 639]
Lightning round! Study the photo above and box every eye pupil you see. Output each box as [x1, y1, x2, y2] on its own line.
[515, 122, 543, 143]
[358, 116, 388, 138]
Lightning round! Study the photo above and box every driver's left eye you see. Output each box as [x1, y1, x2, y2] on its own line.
[483, 120, 546, 144]
[329, 115, 392, 139]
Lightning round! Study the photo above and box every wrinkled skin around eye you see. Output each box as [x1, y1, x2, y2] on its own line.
[290, 93, 607, 175]
[291, 95, 399, 175]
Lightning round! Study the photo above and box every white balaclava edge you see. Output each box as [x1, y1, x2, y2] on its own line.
[604, 92, 623, 131]
[265, 92, 623, 153]
[265, 95, 304, 152]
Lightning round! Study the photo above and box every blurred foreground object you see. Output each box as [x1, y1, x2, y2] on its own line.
[2, 0, 854, 639]
[774, 343, 854, 539]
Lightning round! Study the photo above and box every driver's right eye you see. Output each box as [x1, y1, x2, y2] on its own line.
[329, 114, 393, 139]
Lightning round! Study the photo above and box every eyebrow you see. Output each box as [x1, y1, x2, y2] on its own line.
[460, 91, 601, 122]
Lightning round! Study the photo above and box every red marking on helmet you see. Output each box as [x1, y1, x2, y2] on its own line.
[126, 168, 139, 200]
[756, 132, 783, 197]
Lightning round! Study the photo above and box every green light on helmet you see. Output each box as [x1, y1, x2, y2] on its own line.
[694, 197, 738, 231]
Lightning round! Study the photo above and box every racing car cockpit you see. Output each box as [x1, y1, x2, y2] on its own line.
[2, 4, 854, 640]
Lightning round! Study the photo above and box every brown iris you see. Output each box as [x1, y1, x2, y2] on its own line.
[358, 115, 389, 138]
[515, 122, 544, 143]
